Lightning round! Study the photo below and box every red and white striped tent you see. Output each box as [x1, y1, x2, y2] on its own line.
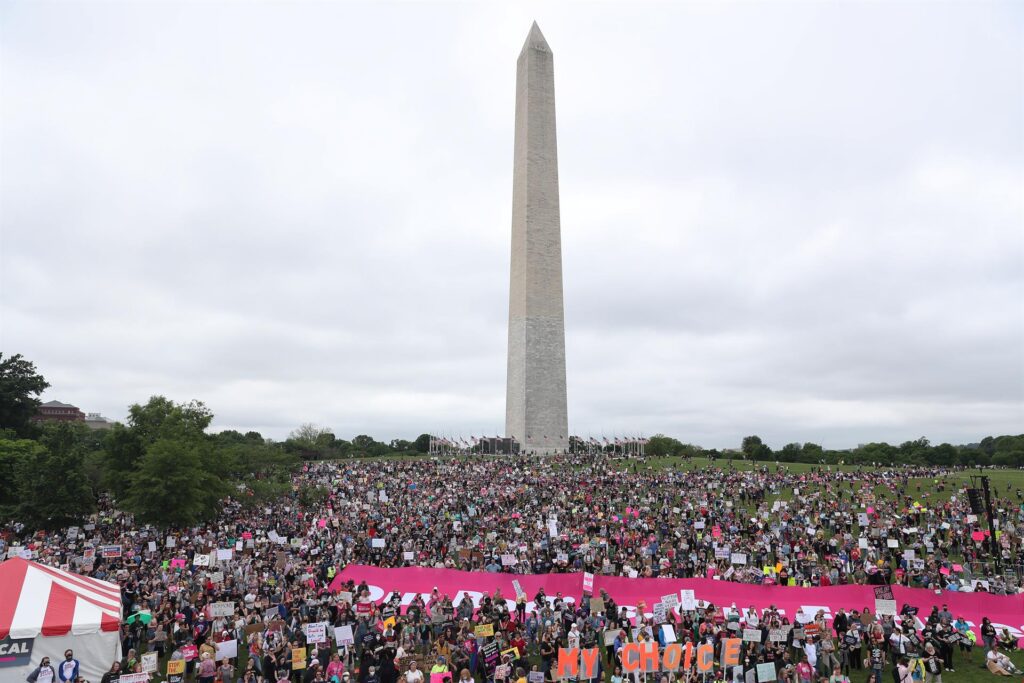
[0, 558, 122, 681]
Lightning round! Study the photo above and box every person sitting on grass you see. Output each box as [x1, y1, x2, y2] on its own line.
[996, 629, 1016, 651]
[985, 645, 1022, 676]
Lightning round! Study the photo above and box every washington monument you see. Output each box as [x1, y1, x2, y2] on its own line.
[505, 22, 569, 455]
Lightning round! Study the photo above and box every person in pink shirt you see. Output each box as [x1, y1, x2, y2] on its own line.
[326, 653, 345, 682]
[796, 656, 815, 683]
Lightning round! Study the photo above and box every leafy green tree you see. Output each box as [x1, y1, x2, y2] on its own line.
[0, 353, 50, 438]
[803, 442, 824, 459]
[128, 396, 212, 444]
[413, 434, 431, 453]
[741, 435, 762, 458]
[122, 438, 228, 527]
[646, 434, 684, 457]
[751, 443, 773, 462]
[779, 443, 803, 462]
[289, 423, 332, 450]
[14, 437, 95, 529]
[0, 438, 45, 519]
[389, 439, 412, 451]
[100, 424, 145, 500]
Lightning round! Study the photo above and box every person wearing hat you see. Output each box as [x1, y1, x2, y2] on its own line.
[922, 643, 943, 683]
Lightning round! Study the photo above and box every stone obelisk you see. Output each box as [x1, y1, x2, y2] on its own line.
[505, 22, 569, 455]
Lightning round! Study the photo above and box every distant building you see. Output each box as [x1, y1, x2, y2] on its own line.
[35, 400, 85, 423]
[84, 412, 115, 430]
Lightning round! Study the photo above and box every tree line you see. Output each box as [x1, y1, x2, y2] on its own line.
[644, 432, 1024, 467]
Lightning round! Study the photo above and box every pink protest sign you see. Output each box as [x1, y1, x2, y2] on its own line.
[170, 558, 187, 569]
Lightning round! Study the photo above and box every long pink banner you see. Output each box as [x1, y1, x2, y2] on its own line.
[331, 565, 1024, 639]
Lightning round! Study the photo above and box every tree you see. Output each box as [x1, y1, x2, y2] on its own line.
[122, 439, 229, 527]
[289, 423, 332, 450]
[14, 435, 95, 529]
[0, 353, 50, 438]
[751, 443, 773, 462]
[741, 435, 762, 458]
[100, 424, 145, 501]
[646, 434, 684, 457]
[779, 443, 803, 462]
[0, 438, 45, 519]
[128, 396, 212, 444]
[389, 439, 412, 452]
[803, 443, 824, 459]
[413, 434, 431, 453]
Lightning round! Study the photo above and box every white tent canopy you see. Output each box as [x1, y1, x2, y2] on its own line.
[0, 558, 122, 681]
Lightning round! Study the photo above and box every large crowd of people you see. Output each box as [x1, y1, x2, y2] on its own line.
[2, 454, 1022, 683]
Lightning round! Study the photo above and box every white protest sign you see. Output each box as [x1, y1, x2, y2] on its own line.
[215, 639, 238, 660]
[210, 602, 235, 617]
[304, 621, 328, 644]
[335, 624, 355, 646]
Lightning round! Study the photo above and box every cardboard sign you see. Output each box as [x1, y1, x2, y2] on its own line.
[512, 579, 526, 600]
[583, 572, 595, 593]
[475, 623, 495, 637]
[743, 629, 761, 642]
[757, 663, 777, 682]
[680, 590, 696, 611]
[209, 601, 235, 617]
[731, 553, 747, 566]
[215, 639, 238, 660]
[501, 554, 517, 566]
[653, 602, 666, 623]
[591, 597, 605, 613]
[371, 538, 385, 548]
[335, 624, 355, 646]
[167, 659, 185, 675]
[119, 674, 150, 683]
[304, 622, 328, 644]
[661, 593, 679, 610]
[292, 647, 307, 669]
[142, 651, 158, 673]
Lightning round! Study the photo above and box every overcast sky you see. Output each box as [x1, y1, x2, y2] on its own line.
[2, 1, 1022, 449]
